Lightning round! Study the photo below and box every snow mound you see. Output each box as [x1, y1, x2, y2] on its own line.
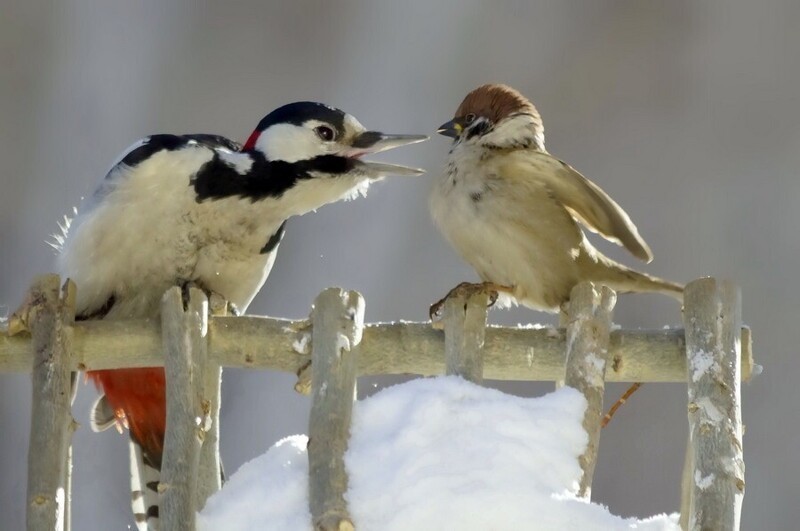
[199, 377, 679, 531]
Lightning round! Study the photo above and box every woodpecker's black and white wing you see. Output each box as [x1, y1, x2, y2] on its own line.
[91, 134, 241, 208]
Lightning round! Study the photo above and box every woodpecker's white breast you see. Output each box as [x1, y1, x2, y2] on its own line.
[58, 143, 285, 318]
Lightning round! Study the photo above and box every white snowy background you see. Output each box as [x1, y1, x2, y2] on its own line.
[0, 1, 796, 529]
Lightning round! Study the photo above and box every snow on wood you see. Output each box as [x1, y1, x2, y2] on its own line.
[443, 290, 490, 383]
[683, 278, 744, 531]
[25, 275, 77, 531]
[562, 282, 617, 498]
[160, 287, 209, 531]
[307, 288, 364, 531]
[0, 317, 755, 383]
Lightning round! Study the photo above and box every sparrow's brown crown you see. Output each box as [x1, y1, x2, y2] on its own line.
[455, 84, 540, 124]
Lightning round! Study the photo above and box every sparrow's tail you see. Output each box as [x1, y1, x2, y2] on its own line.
[597, 262, 684, 301]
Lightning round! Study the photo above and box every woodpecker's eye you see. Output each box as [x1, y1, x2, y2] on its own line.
[314, 126, 336, 141]
[464, 113, 476, 124]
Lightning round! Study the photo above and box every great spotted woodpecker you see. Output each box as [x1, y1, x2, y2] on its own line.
[56, 101, 427, 530]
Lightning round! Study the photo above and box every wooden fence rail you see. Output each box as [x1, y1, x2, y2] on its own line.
[1, 275, 753, 531]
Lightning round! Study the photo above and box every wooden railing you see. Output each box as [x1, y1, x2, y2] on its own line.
[0, 275, 754, 531]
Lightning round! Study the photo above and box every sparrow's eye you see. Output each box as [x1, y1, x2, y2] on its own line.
[314, 126, 336, 141]
[464, 113, 476, 124]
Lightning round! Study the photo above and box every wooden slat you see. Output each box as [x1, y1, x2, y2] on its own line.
[25, 275, 76, 531]
[443, 290, 490, 383]
[307, 288, 363, 531]
[683, 278, 745, 531]
[562, 282, 616, 498]
[0, 320, 755, 383]
[159, 287, 208, 531]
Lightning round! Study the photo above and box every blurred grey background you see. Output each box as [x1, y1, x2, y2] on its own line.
[1, 0, 796, 529]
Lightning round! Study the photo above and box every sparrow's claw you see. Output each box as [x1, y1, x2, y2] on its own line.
[429, 281, 511, 321]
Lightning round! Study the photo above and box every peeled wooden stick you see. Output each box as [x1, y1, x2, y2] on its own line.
[307, 288, 364, 531]
[683, 278, 744, 531]
[0, 318, 755, 383]
[443, 290, 490, 383]
[562, 282, 617, 498]
[25, 275, 77, 531]
[159, 287, 208, 531]
[195, 293, 226, 509]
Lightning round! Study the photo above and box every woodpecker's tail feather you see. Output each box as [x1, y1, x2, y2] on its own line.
[130, 439, 160, 531]
[88, 368, 166, 531]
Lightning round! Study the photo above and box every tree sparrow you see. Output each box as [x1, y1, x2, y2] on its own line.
[429, 84, 682, 317]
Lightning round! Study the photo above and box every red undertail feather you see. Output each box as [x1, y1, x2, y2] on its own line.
[87, 368, 166, 462]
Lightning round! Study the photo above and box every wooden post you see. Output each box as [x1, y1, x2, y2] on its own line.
[443, 291, 489, 384]
[683, 278, 744, 531]
[555, 306, 570, 388]
[562, 282, 617, 498]
[679, 435, 692, 530]
[64, 370, 79, 531]
[307, 288, 364, 531]
[160, 287, 209, 531]
[25, 275, 77, 531]
[195, 294, 226, 510]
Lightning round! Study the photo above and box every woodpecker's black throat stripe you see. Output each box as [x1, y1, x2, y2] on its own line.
[191, 153, 357, 202]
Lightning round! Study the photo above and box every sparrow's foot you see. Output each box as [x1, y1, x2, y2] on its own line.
[429, 281, 513, 321]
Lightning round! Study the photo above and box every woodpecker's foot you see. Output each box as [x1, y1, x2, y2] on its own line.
[178, 280, 238, 315]
[429, 281, 513, 321]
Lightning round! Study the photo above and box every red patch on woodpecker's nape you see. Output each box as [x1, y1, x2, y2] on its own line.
[242, 129, 261, 151]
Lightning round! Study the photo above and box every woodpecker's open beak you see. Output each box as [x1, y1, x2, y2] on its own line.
[343, 132, 428, 176]
[437, 118, 466, 138]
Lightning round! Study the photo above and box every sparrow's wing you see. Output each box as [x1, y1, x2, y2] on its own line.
[506, 151, 653, 262]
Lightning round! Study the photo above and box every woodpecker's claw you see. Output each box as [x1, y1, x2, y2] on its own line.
[178, 280, 239, 315]
[428, 281, 509, 321]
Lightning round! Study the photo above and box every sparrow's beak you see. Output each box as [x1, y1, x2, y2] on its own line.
[437, 118, 466, 138]
[343, 132, 428, 176]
